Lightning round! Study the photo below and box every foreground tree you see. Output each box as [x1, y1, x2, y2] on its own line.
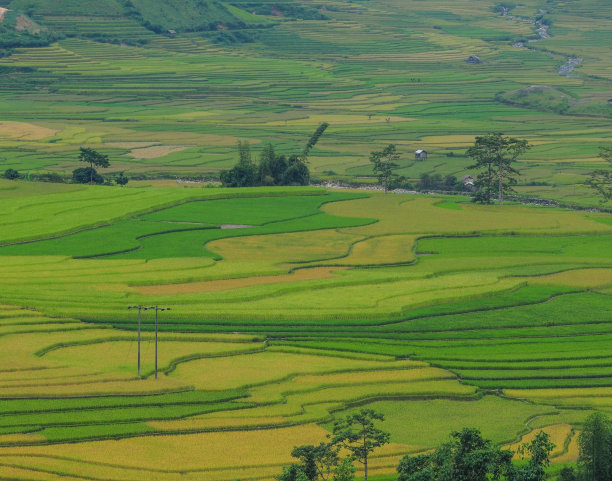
[586, 147, 612, 203]
[277, 443, 340, 481]
[370, 144, 401, 193]
[331, 409, 390, 481]
[578, 412, 612, 481]
[509, 431, 554, 481]
[78, 147, 110, 185]
[466, 133, 529, 205]
[398, 428, 513, 481]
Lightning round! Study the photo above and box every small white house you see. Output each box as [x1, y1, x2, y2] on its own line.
[460, 175, 475, 187]
[415, 149, 428, 160]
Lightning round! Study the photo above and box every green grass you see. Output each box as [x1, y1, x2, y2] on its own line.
[326, 395, 557, 447]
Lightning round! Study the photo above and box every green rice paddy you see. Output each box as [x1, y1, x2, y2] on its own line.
[0, 180, 610, 480]
[1, 0, 612, 479]
[1, 0, 612, 206]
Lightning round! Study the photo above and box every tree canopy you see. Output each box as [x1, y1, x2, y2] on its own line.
[586, 147, 612, 203]
[370, 144, 401, 193]
[77, 147, 110, 185]
[331, 408, 390, 481]
[221, 123, 328, 188]
[467, 133, 529, 205]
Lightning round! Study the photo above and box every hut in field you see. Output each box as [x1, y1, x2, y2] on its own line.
[461, 175, 475, 190]
[167, 29, 177, 36]
[466, 55, 481, 64]
[415, 149, 428, 160]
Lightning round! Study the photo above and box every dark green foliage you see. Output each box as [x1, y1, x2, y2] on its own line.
[37, 172, 65, 183]
[578, 412, 612, 481]
[258, 143, 286, 185]
[222, 124, 328, 187]
[332, 458, 356, 481]
[331, 409, 390, 481]
[418, 173, 463, 192]
[277, 464, 310, 481]
[78, 147, 110, 185]
[4, 168, 19, 179]
[509, 431, 554, 481]
[72, 166, 103, 184]
[282, 156, 310, 186]
[587, 147, 612, 203]
[301, 122, 329, 161]
[220, 141, 258, 187]
[241, 3, 328, 21]
[291, 443, 340, 481]
[370, 144, 401, 193]
[467, 133, 529, 205]
[559, 467, 576, 481]
[398, 428, 514, 481]
[115, 171, 129, 186]
[0, 9, 60, 48]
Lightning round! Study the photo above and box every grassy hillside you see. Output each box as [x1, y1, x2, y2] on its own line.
[0, 0, 270, 45]
[0, 182, 609, 479]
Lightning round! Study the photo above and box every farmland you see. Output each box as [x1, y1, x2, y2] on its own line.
[1, 0, 612, 479]
[0, 180, 610, 479]
[0, 0, 612, 206]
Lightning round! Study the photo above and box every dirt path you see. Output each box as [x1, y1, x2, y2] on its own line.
[0, 8, 9, 22]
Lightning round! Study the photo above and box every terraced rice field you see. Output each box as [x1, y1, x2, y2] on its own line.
[0, 180, 610, 479]
[1, 0, 612, 206]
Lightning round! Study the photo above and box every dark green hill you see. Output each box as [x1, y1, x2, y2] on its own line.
[0, 0, 284, 47]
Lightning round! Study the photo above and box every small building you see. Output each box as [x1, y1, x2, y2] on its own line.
[460, 175, 475, 189]
[167, 29, 177, 36]
[466, 55, 481, 64]
[415, 149, 428, 160]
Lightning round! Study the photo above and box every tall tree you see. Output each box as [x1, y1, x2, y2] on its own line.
[237, 140, 253, 165]
[370, 144, 401, 193]
[291, 443, 340, 481]
[586, 147, 612, 203]
[509, 431, 554, 481]
[397, 428, 513, 481]
[301, 122, 329, 162]
[578, 412, 612, 481]
[78, 147, 110, 185]
[220, 140, 258, 187]
[331, 409, 390, 481]
[467, 133, 529, 205]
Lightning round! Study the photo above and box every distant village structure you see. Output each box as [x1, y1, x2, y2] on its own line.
[415, 149, 428, 160]
[461, 175, 475, 190]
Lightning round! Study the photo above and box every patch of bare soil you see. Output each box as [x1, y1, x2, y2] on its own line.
[136, 267, 347, 295]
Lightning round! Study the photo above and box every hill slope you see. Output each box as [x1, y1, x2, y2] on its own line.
[0, 0, 277, 46]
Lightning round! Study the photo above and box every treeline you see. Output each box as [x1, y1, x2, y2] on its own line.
[221, 123, 329, 188]
[273, 410, 612, 481]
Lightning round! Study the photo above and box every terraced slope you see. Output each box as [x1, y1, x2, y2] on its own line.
[0, 182, 610, 479]
[1, 0, 612, 205]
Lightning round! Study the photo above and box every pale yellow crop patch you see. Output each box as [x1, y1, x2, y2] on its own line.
[0, 121, 58, 141]
[529, 268, 612, 288]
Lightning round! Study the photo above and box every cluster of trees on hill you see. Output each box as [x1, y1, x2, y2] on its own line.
[3, 147, 128, 186]
[370, 133, 612, 205]
[276, 410, 612, 481]
[221, 123, 328, 187]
